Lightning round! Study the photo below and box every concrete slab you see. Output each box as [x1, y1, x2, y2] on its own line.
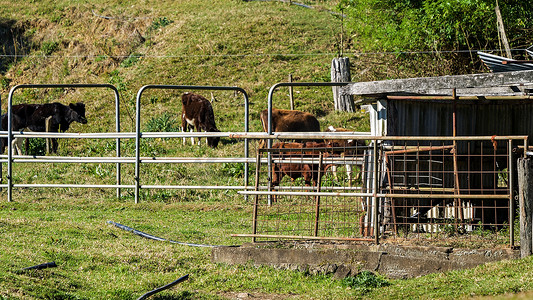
[211, 243, 519, 279]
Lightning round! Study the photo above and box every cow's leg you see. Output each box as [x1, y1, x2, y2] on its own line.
[12, 128, 26, 155]
[182, 125, 187, 145]
[331, 165, 339, 182]
[194, 122, 201, 146]
[13, 136, 23, 155]
[191, 127, 196, 145]
[51, 138, 59, 153]
[181, 115, 187, 146]
[346, 164, 353, 186]
[45, 116, 53, 154]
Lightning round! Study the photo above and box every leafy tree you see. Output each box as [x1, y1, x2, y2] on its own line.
[338, 0, 532, 53]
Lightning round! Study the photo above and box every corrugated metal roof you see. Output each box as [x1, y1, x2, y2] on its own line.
[477, 51, 533, 73]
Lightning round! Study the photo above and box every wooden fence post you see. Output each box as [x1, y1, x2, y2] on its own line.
[288, 74, 294, 110]
[45, 116, 53, 154]
[331, 57, 354, 112]
[518, 157, 533, 258]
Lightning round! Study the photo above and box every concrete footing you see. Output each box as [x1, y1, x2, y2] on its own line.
[212, 243, 519, 279]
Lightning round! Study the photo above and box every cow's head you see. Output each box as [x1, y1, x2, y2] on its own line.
[206, 128, 220, 148]
[69, 103, 88, 124]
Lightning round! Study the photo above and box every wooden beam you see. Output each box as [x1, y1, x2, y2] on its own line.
[341, 70, 533, 97]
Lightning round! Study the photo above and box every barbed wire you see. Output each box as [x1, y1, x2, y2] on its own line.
[0, 48, 528, 60]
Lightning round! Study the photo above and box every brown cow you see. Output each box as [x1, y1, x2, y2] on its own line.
[181, 92, 220, 148]
[270, 141, 335, 189]
[260, 108, 320, 133]
[259, 108, 320, 148]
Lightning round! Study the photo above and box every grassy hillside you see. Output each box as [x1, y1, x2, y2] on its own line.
[1, 1, 528, 299]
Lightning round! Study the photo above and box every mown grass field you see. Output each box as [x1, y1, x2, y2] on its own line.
[1, 0, 531, 299]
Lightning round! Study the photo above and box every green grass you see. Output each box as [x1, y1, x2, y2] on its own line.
[0, 0, 526, 299]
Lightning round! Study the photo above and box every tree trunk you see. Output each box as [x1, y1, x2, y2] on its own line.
[331, 57, 354, 112]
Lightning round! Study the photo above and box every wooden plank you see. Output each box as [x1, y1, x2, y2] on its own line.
[341, 70, 533, 97]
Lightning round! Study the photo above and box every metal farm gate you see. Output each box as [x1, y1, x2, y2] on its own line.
[237, 135, 527, 248]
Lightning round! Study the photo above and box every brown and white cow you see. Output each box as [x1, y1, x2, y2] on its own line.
[259, 108, 320, 148]
[181, 92, 220, 148]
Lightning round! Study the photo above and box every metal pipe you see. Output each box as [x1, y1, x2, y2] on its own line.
[239, 190, 511, 199]
[141, 185, 250, 190]
[231, 233, 373, 242]
[384, 145, 454, 155]
[387, 95, 533, 101]
[252, 151, 261, 243]
[239, 191, 375, 197]
[13, 184, 135, 188]
[114, 85, 121, 199]
[373, 141, 379, 244]
[229, 132, 528, 141]
[314, 153, 323, 236]
[509, 139, 514, 247]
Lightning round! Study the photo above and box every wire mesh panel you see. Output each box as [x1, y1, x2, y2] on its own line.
[252, 140, 373, 241]
[246, 136, 524, 248]
[381, 138, 515, 247]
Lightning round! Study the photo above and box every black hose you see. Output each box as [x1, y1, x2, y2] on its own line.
[136, 274, 189, 300]
[22, 261, 57, 271]
[107, 221, 223, 248]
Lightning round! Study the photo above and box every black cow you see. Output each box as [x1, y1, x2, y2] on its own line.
[1, 102, 87, 154]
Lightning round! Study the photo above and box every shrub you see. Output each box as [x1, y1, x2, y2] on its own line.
[341, 271, 390, 294]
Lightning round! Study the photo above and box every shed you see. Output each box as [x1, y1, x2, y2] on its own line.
[342, 70, 533, 236]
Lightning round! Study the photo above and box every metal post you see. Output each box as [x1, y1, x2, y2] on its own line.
[7, 88, 14, 202]
[289, 74, 294, 110]
[314, 153, 323, 236]
[509, 139, 514, 247]
[135, 87, 144, 204]
[115, 88, 121, 199]
[373, 140, 379, 244]
[252, 151, 261, 243]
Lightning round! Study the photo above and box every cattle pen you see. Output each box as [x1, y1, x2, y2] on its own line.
[0, 74, 532, 252]
[0, 129, 527, 248]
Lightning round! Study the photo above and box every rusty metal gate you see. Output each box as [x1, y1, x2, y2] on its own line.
[238, 135, 528, 248]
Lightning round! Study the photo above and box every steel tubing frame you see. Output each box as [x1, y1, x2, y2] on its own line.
[264, 82, 351, 205]
[134, 85, 250, 204]
[5, 84, 121, 202]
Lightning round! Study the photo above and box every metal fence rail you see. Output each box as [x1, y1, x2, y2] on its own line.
[2, 84, 251, 203]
